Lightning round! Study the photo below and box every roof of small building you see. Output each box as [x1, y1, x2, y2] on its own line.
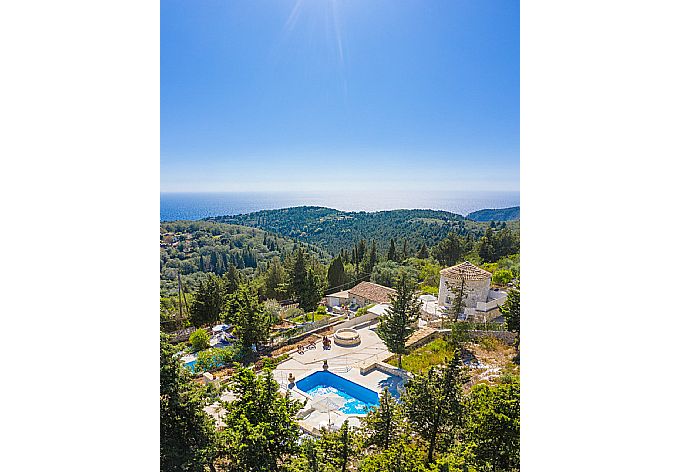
[440, 261, 492, 281]
[326, 290, 350, 299]
[348, 281, 396, 304]
[366, 303, 390, 316]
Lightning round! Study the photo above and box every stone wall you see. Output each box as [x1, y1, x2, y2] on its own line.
[467, 330, 517, 345]
[438, 275, 491, 310]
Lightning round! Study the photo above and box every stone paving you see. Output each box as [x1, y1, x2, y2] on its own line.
[271, 323, 403, 434]
[272, 324, 393, 389]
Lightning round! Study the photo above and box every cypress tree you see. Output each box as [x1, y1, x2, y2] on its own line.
[403, 350, 469, 464]
[378, 272, 421, 368]
[364, 240, 377, 276]
[387, 239, 397, 262]
[291, 248, 307, 303]
[327, 256, 346, 290]
[210, 251, 218, 274]
[417, 243, 429, 259]
[301, 269, 322, 313]
[357, 240, 366, 263]
[223, 263, 241, 297]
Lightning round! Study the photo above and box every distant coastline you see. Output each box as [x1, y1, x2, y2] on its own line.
[160, 191, 520, 222]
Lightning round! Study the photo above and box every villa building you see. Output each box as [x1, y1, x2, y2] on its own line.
[325, 281, 397, 308]
[325, 290, 350, 308]
[348, 281, 396, 306]
[438, 261, 507, 318]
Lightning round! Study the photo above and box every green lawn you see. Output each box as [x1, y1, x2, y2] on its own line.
[392, 338, 455, 374]
[291, 312, 330, 323]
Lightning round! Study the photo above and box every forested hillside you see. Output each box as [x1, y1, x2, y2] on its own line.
[467, 206, 520, 222]
[207, 206, 517, 255]
[160, 220, 328, 297]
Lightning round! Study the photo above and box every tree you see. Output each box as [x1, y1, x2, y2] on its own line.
[449, 321, 472, 352]
[225, 284, 271, 352]
[492, 268, 513, 286]
[494, 228, 519, 260]
[219, 366, 303, 471]
[301, 268, 323, 313]
[403, 350, 470, 464]
[264, 259, 286, 300]
[500, 280, 520, 336]
[477, 227, 496, 263]
[378, 273, 421, 368]
[303, 439, 320, 472]
[357, 239, 366, 264]
[223, 263, 241, 296]
[363, 240, 378, 277]
[361, 388, 402, 450]
[387, 239, 397, 262]
[432, 232, 463, 266]
[417, 243, 429, 259]
[371, 261, 417, 288]
[327, 255, 346, 290]
[402, 239, 409, 259]
[338, 420, 350, 472]
[190, 274, 225, 327]
[290, 248, 307, 303]
[320, 420, 352, 472]
[189, 328, 210, 352]
[358, 441, 426, 472]
[464, 378, 520, 471]
[160, 334, 217, 471]
[210, 251, 219, 274]
[446, 276, 469, 322]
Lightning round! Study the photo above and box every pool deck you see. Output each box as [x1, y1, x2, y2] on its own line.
[271, 324, 405, 434]
[272, 324, 395, 392]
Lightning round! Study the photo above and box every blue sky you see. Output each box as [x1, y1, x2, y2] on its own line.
[161, 0, 519, 192]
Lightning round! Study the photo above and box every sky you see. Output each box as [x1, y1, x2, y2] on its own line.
[161, 0, 519, 193]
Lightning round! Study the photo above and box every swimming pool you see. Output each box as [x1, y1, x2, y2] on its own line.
[295, 371, 380, 415]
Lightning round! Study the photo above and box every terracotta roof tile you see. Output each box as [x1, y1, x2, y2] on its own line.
[440, 261, 492, 281]
[348, 281, 396, 304]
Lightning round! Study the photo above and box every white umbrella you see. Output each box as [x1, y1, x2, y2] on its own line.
[311, 394, 345, 426]
[312, 394, 345, 413]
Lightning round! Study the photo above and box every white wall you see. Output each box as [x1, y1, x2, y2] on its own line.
[326, 296, 347, 308]
[438, 275, 491, 309]
[335, 311, 379, 329]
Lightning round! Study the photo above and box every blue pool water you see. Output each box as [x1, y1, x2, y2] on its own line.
[296, 371, 380, 415]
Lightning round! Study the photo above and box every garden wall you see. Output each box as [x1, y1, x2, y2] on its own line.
[466, 330, 516, 345]
[334, 311, 379, 330]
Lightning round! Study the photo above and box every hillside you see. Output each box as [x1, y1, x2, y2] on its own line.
[160, 220, 328, 297]
[466, 206, 520, 222]
[206, 206, 511, 255]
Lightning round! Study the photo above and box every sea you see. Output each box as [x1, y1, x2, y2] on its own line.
[160, 191, 520, 222]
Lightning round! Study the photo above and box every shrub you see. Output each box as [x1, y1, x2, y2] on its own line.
[492, 269, 513, 286]
[189, 328, 210, 352]
[355, 304, 374, 318]
[419, 284, 438, 296]
[193, 346, 240, 373]
[284, 307, 304, 319]
[478, 336, 503, 351]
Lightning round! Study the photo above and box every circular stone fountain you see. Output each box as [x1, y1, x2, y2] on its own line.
[333, 328, 361, 347]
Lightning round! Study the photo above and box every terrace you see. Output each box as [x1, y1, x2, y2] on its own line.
[271, 323, 408, 435]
